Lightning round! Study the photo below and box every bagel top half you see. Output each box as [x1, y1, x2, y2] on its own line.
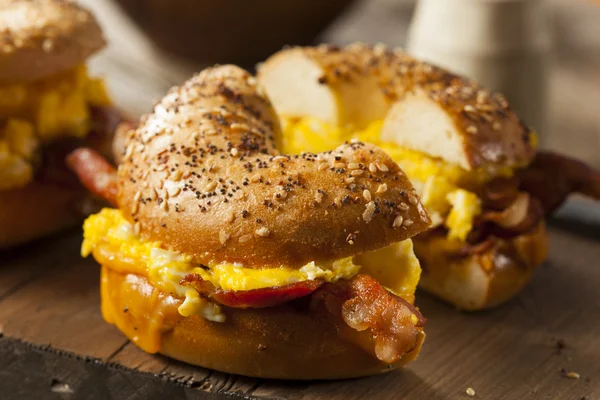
[0, 0, 105, 83]
[117, 65, 431, 268]
[258, 43, 536, 174]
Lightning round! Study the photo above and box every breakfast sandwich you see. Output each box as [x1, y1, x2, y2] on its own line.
[0, 0, 122, 247]
[258, 43, 600, 310]
[68, 65, 433, 379]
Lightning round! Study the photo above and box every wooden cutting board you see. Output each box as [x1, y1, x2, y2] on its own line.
[1, 221, 599, 399]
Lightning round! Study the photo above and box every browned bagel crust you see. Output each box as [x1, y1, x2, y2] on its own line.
[101, 266, 425, 379]
[117, 65, 431, 268]
[259, 43, 535, 172]
[0, 0, 105, 83]
[0, 180, 87, 248]
[415, 222, 548, 310]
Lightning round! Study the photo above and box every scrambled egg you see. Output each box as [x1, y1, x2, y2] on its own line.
[83, 208, 421, 318]
[281, 117, 494, 242]
[83, 209, 362, 318]
[0, 64, 110, 190]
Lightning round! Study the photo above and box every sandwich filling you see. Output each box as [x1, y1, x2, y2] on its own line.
[83, 208, 421, 320]
[0, 64, 110, 190]
[281, 117, 538, 243]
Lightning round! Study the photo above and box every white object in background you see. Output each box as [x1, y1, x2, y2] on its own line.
[407, 0, 552, 135]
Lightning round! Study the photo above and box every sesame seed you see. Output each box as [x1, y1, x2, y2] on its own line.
[466, 125, 478, 134]
[363, 189, 372, 202]
[402, 219, 413, 227]
[369, 163, 377, 173]
[133, 191, 142, 202]
[168, 186, 181, 197]
[230, 148, 239, 156]
[492, 121, 502, 131]
[350, 138, 360, 144]
[408, 194, 418, 205]
[131, 202, 139, 214]
[393, 215, 404, 228]
[464, 105, 476, 113]
[239, 234, 252, 243]
[398, 202, 409, 211]
[225, 211, 235, 223]
[566, 372, 580, 379]
[255, 227, 270, 237]
[160, 200, 169, 211]
[466, 387, 476, 397]
[251, 173, 262, 183]
[150, 188, 158, 200]
[314, 191, 324, 203]
[347, 162, 360, 170]
[362, 201, 376, 223]
[334, 162, 346, 169]
[133, 222, 141, 236]
[376, 163, 389, 172]
[318, 163, 329, 171]
[204, 181, 218, 192]
[219, 231, 230, 244]
[171, 170, 183, 181]
[350, 169, 364, 176]
[377, 183, 388, 193]
[230, 123, 250, 131]
[156, 164, 167, 172]
[345, 177, 355, 184]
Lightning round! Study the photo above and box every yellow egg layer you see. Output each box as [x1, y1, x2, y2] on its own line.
[83, 208, 422, 316]
[281, 117, 492, 242]
[0, 64, 111, 191]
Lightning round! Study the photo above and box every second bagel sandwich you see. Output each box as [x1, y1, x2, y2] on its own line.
[69, 65, 432, 379]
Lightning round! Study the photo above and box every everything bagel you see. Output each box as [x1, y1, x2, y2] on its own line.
[71, 64, 432, 378]
[258, 43, 600, 310]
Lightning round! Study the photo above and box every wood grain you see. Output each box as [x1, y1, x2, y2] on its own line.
[0, 225, 598, 399]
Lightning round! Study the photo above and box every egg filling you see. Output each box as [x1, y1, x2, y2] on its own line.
[0, 64, 110, 190]
[83, 208, 421, 320]
[281, 117, 510, 242]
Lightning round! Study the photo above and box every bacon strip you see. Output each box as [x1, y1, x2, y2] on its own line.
[518, 151, 600, 214]
[311, 274, 425, 364]
[66, 148, 118, 206]
[180, 274, 323, 308]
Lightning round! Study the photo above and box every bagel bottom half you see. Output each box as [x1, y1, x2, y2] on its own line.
[415, 223, 548, 311]
[100, 266, 425, 380]
[0, 181, 91, 248]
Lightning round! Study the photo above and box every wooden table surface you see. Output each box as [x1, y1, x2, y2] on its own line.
[1, 0, 600, 399]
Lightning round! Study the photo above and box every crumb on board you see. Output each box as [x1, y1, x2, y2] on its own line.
[560, 368, 581, 379]
[466, 387, 476, 396]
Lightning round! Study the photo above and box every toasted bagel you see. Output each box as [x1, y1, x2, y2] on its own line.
[0, 180, 89, 248]
[415, 222, 548, 310]
[117, 65, 431, 268]
[258, 43, 535, 173]
[78, 64, 431, 379]
[0, 0, 105, 83]
[258, 43, 553, 310]
[101, 266, 425, 380]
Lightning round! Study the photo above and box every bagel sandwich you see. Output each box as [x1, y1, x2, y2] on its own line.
[258, 43, 600, 311]
[0, 0, 123, 248]
[68, 65, 433, 379]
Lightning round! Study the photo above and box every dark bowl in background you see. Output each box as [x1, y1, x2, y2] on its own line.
[112, 0, 357, 66]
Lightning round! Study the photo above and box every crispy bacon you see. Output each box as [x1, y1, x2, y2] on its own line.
[180, 274, 323, 308]
[517, 151, 600, 214]
[66, 148, 118, 206]
[311, 274, 425, 364]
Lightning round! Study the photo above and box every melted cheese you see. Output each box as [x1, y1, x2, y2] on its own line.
[281, 117, 495, 242]
[84, 208, 422, 321]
